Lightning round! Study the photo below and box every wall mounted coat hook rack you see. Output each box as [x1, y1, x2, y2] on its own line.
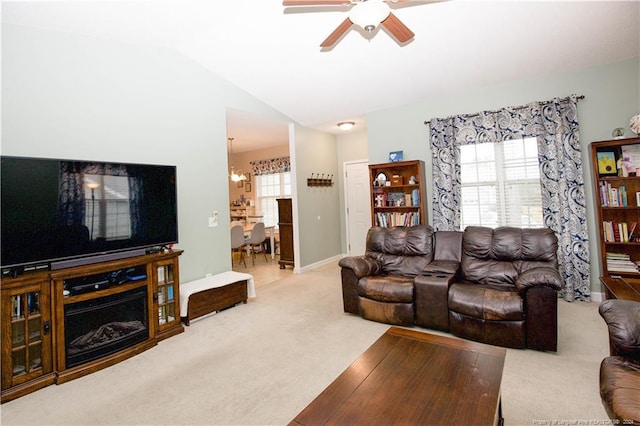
[307, 173, 333, 187]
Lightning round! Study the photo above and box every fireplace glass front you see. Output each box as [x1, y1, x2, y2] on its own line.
[64, 287, 148, 368]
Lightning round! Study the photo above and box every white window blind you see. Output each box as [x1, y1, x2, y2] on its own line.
[256, 172, 291, 227]
[460, 137, 543, 229]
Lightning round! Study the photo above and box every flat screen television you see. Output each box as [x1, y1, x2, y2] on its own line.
[1, 156, 178, 273]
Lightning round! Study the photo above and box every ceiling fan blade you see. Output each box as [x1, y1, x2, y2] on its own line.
[283, 0, 351, 5]
[320, 18, 353, 48]
[380, 12, 414, 43]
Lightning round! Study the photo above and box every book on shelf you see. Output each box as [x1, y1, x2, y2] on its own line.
[374, 212, 419, 227]
[605, 252, 639, 273]
[603, 221, 633, 242]
[599, 182, 616, 206]
[411, 189, 420, 206]
[629, 222, 637, 240]
[600, 182, 632, 207]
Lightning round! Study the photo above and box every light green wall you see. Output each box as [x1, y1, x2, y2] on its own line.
[1, 23, 332, 282]
[292, 126, 342, 267]
[365, 57, 640, 292]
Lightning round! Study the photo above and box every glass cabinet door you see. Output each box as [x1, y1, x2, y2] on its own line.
[2, 281, 51, 390]
[155, 260, 178, 329]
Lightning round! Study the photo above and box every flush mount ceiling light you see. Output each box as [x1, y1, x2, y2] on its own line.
[337, 121, 356, 131]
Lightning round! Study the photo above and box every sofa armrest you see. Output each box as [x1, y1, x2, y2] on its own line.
[422, 260, 459, 275]
[338, 256, 383, 278]
[599, 299, 640, 359]
[515, 267, 562, 295]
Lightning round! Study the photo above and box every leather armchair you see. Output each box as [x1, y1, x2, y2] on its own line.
[339, 225, 434, 326]
[598, 299, 640, 425]
[447, 226, 562, 351]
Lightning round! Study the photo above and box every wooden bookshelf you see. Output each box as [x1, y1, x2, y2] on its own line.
[369, 160, 427, 227]
[591, 137, 640, 288]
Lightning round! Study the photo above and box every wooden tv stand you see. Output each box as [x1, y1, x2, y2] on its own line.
[0, 250, 183, 403]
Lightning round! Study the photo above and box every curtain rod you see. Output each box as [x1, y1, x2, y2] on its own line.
[423, 95, 585, 125]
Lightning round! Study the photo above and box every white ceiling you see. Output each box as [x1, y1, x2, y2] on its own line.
[2, 0, 639, 152]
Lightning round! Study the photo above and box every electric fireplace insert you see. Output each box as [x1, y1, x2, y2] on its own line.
[64, 286, 149, 368]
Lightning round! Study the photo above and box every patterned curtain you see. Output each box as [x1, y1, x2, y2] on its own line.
[250, 156, 290, 176]
[58, 162, 86, 227]
[429, 95, 590, 301]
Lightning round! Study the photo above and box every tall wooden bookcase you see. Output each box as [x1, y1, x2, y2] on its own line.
[368, 160, 428, 227]
[591, 137, 640, 298]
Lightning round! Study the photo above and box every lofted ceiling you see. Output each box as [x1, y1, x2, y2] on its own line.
[2, 0, 639, 152]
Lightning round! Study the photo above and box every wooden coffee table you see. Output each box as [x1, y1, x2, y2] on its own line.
[290, 327, 506, 426]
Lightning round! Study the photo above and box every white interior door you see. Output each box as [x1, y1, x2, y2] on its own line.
[344, 161, 372, 256]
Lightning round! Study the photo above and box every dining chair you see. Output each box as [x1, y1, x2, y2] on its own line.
[246, 222, 268, 266]
[230, 224, 247, 267]
[230, 220, 243, 228]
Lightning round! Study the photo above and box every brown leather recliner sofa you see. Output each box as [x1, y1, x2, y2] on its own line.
[598, 299, 640, 425]
[339, 224, 563, 351]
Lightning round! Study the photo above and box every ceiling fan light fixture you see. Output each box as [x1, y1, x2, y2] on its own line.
[337, 121, 356, 131]
[349, 0, 390, 32]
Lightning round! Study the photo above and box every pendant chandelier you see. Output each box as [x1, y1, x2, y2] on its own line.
[228, 137, 247, 182]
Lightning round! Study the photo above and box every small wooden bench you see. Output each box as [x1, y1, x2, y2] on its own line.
[179, 271, 255, 326]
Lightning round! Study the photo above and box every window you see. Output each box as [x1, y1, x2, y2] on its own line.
[256, 172, 291, 227]
[84, 174, 132, 240]
[460, 137, 543, 229]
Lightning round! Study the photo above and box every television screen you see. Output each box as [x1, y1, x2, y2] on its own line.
[1, 156, 178, 270]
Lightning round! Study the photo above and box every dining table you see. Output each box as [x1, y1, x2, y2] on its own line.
[242, 223, 276, 260]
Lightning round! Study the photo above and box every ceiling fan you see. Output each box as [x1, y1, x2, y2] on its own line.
[282, 0, 442, 49]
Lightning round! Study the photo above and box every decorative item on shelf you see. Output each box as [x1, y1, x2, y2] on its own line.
[630, 114, 640, 135]
[597, 151, 618, 175]
[612, 127, 625, 139]
[391, 174, 403, 185]
[373, 172, 388, 187]
[307, 173, 334, 187]
[387, 192, 405, 206]
[388, 151, 403, 162]
[409, 175, 418, 185]
[622, 144, 640, 177]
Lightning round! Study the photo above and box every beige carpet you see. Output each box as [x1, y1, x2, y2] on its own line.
[1, 263, 611, 425]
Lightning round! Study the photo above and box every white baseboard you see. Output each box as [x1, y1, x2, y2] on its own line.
[298, 254, 343, 274]
[590, 292, 604, 303]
